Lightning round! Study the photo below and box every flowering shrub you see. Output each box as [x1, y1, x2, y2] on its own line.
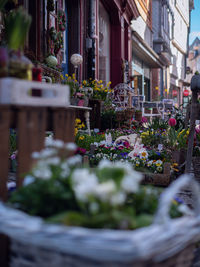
[75, 118, 85, 136]
[9, 139, 184, 229]
[61, 73, 80, 98]
[141, 129, 167, 148]
[81, 79, 112, 101]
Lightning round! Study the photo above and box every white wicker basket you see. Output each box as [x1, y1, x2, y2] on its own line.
[0, 174, 200, 267]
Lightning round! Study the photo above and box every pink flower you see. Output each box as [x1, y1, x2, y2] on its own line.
[168, 118, 177, 127]
[141, 116, 148, 123]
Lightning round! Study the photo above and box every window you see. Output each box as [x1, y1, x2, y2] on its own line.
[99, 2, 110, 85]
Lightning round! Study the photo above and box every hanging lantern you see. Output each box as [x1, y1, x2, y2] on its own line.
[183, 89, 189, 97]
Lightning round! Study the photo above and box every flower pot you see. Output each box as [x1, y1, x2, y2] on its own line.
[9, 52, 33, 80]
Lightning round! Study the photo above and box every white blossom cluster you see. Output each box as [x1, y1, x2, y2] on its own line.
[23, 139, 79, 185]
[71, 159, 143, 208]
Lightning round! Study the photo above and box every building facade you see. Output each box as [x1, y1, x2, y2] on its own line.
[168, 0, 193, 106]
[1, 0, 193, 106]
[131, 0, 169, 102]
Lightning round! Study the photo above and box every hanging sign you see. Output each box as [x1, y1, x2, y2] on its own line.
[183, 89, 189, 97]
[172, 90, 178, 97]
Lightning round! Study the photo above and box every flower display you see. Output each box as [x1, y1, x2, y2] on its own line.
[81, 79, 113, 101]
[57, 9, 67, 32]
[9, 139, 184, 230]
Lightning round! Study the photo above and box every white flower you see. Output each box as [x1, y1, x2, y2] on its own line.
[100, 140, 106, 145]
[155, 160, 163, 167]
[45, 136, 54, 147]
[60, 162, 70, 178]
[33, 166, 52, 180]
[157, 166, 163, 172]
[45, 157, 60, 165]
[158, 144, 163, 151]
[95, 181, 116, 202]
[32, 152, 41, 159]
[65, 142, 77, 151]
[7, 181, 16, 190]
[67, 155, 82, 166]
[98, 159, 113, 169]
[110, 192, 126, 205]
[72, 169, 98, 201]
[93, 142, 99, 147]
[147, 160, 153, 167]
[23, 175, 35, 186]
[139, 148, 148, 159]
[121, 169, 143, 193]
[40, 148, 57, 158]
[53, 139, 64, 148]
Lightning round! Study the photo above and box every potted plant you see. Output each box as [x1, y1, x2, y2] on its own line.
[2, 6, 32, 79]
[2, 138, 199, 266]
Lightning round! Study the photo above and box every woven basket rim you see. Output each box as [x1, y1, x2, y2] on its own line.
[1, 175, 200, 263]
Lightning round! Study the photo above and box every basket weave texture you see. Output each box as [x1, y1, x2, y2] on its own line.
[192, 157, 200, 182]
[1, 175, 200, 267]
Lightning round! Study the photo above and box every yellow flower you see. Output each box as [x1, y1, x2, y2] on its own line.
[75, 128, 78, 136]
[75, 118, 81, 124]
[81, 123, 85, 128]
[172, 200, 178, 205]
[105, 89, 108, 92]
[72, 73, 76, 79]
[65, 74, 68, 77]
[83, 80, 87, 85]
[60, 74, 64, 80]
[99, 80, 102, 83]
[79, 136, 85, 140]
[100, 84, 103, 88]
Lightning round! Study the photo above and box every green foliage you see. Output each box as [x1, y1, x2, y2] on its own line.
[9, 176, 79, 218]
[141, 129, 167, 148]
[148, 117, 168, 131]
[5, 6, 32, 50]
[75, 132, 105, 151]
[168, 107, 185, 131]
[148, 149, 170, 161]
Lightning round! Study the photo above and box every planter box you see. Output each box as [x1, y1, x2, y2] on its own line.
[0, 175, 199, 267]
[0, 78, 70, 107]
[142, 162, 171, 187]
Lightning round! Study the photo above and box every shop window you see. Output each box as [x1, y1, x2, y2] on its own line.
[99, 2, 110, 85]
